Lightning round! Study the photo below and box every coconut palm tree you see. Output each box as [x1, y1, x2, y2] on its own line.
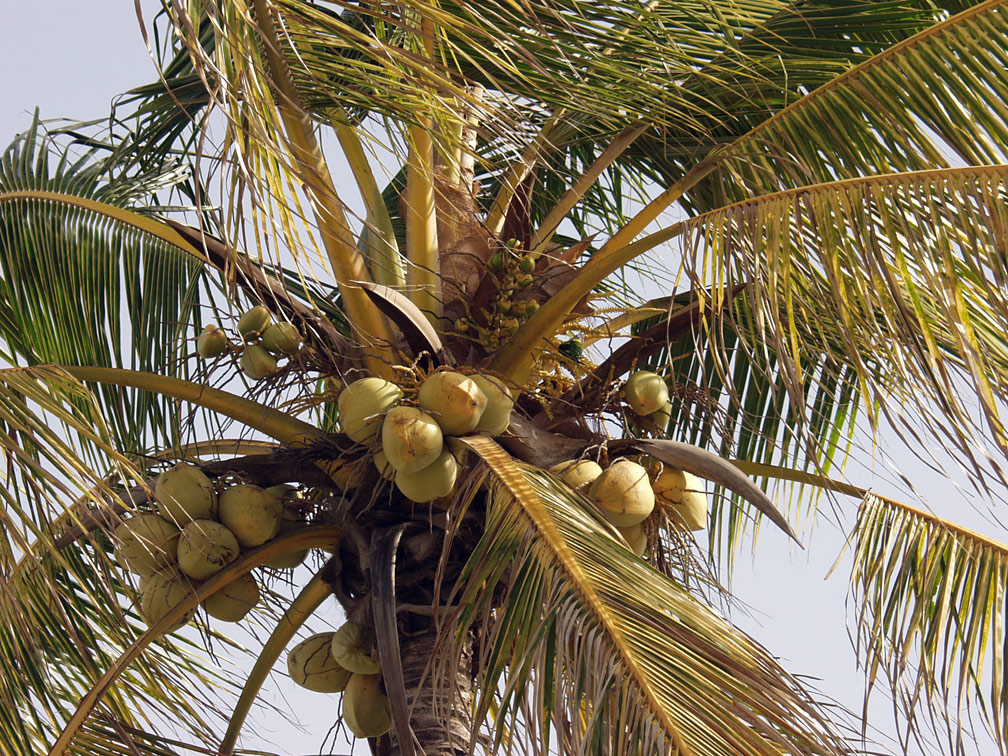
[4, 0, 1008, 754]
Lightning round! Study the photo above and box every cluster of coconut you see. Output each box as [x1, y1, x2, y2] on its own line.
[337, 370, 514, 504]
[286, 621, 391, 738]
[624, 369, 673, 430]
[552, 457, 708, 556]
[456, 241, 540, 349]
[113, 462, 307, 631]
[196, 304, 303, 381]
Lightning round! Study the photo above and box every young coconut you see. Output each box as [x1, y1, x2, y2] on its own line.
[262, 321, 302, 355]
[176, 519, 240, 580]
[263, 495, 310, 569]
[381, 406, 444, 474]
[338, 377, 404, 444]
[373, 449, 395, 481]
[113, 514, 180, 576]
[288, 633, 351, 693]
[331, 622, 381, 674]
[203, 573, 260, 622]
[470, 374, 514, 435]
[624, 370, 669, 416]
[590, 459, 655, 527]
[196, 324, 229, 359]
[650, 399, 672, 431]
[237, 304, 271, 340]
[217, 484, 282, 548]
[395, 449, 458, 503]
[140, 570, 199, 631]
[241, 344, 278, 380]
[652, 468, 708, 530]
[550, 459, 603, 491]
[417, 371, 488, 436]
[617, 522, 648, 557]
[155, 462, 217, 525]
[342, 673, 392, 739]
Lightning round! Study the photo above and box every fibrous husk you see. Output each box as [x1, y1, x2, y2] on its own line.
[155, 462, 217, 525]
[342, 673, 392, 739]
[261, 321, 302, 355]
[218, 484, 282, 548]
[330, 622, 381, 674]
[203, 573, 260, 622]
[241, 344, 278, 380]
[653, 468, 708, 530]
[395, 449, 458, 503]
[338, 377, 404, 444]
[417, 371, 487, 436]
[381, 406, 444, 473]
[140, 570, 199, 631]
[288, 633, 352, 693]
[470, 374, 514, 435]
[197, 324, 229, 359]
[237, 305, 271, 340]
[113, 514, 180, 576]
[550, 459, 603, 491]
[624, 371, 669, 416]
[590, 459, 655, 527]
[176, 519, 240, 580]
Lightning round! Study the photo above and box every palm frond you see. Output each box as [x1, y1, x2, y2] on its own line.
[851, 492, 1008, 755]
[452, 436, 849, 756]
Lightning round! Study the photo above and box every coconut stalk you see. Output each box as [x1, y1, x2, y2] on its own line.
[250, 0, 397, 378]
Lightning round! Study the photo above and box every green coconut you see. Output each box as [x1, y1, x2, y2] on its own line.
[196, 324, 229, 359]
[338, 377, 404, 444]
[140, 570, 199, 632]
[381, 406, 444, 474]
[418, 371, 488, 436]
[288, 633, 352, 693]
[262, 321, 302, 355]
[155, 462, 217, 525]
[241, 344, 278, 380]
[113, 514, 180, 575]
[652, 468, 708, 531]
[176, 519, 240, 580]
[263, 504, 309, 569]
[395, 449, 457, 503]
[373, 449, 395, 481]
[550, 459, 603, 491]
[217, 484, 282, 548]
[342, 673, 392, 739]
[237, 304, 271, 340]
[624, 371, 669, 416]
[617, 523, 648, 557]
[470, 374, 514, 435]
[203, 573, 260, 622]
[589, 459, 655, 527]
[331, 622, 381, 674]
[650, 399, 672, 431]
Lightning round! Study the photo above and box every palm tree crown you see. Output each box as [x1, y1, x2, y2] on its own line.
[2, 1, 1008, 755]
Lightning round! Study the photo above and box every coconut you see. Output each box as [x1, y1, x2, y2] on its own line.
[652, 469, 708, 531]
[176, 519, 240, 580]
[331, 622, 381, 674]
[203, 573, 260, 622]
[338, 377, 404, 444]
[263, 502, 309, 569]
[140, 570, 198, 632]
[650, 400, 672, 431]
[197, 324, 229, 359]
[262, 321, 302, 355]
[395, 449, 457, 503]
[113, 514, 180, 575]
[418, 371, 488, 436]
[590, 459, 655, 527]
[217, 484, 282, 548]
[624, 371, 669, 416]
[241, 344, 278, 380]
[617, 523, 648, 557]
[381, 406, 444, 473]
[342, 673, 392, 738]
[470, 374, 514, 435]
[373, 449, 395, 481]
[155, 462, 217, 525]
[237, 305, 271, 340]
[550, 459, 603, 491]
[288, 633, 352, 693]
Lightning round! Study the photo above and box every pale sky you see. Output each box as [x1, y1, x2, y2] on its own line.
[0, 3, 1002, 755]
